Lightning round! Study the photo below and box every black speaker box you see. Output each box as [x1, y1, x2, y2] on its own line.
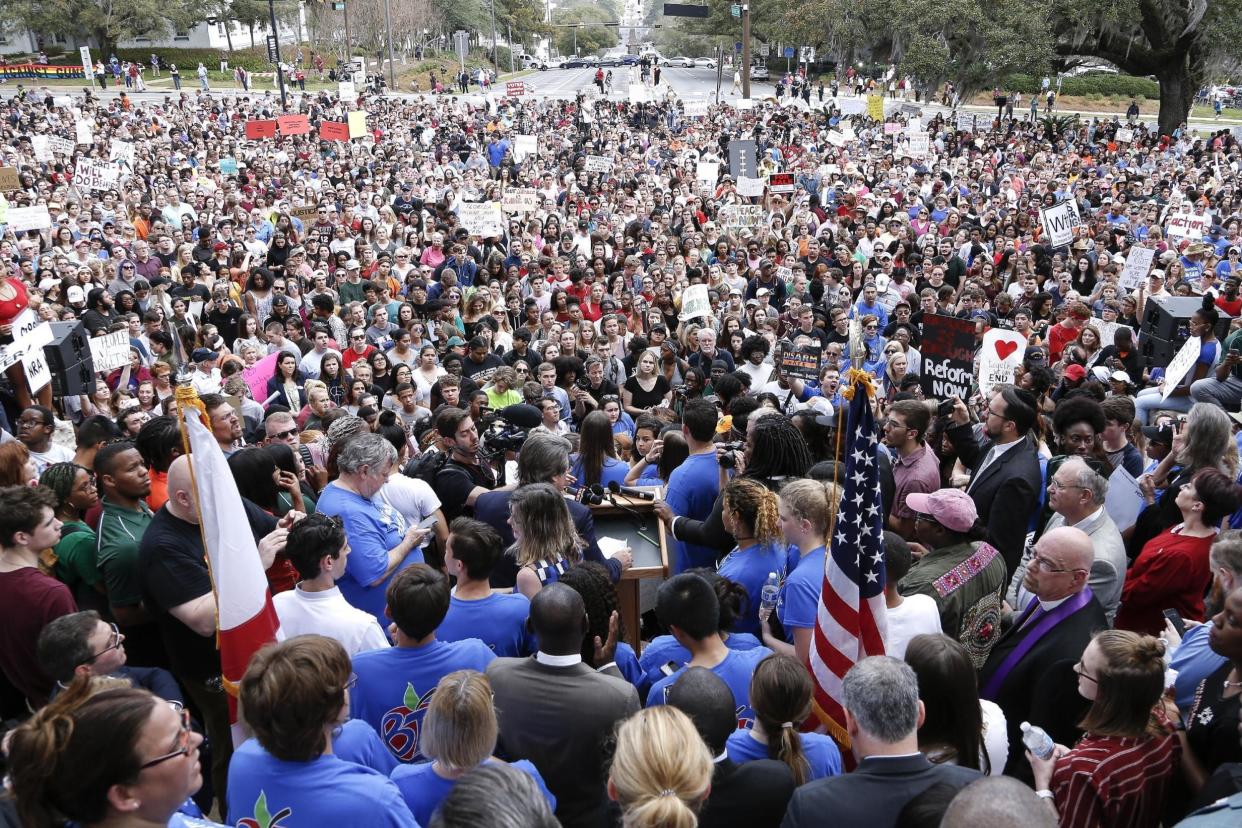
[1140, 296, 1233, 344]
[1140, 335, 1181, 370]
[50, 359, 95, 398]
[43, 320, 92, 373]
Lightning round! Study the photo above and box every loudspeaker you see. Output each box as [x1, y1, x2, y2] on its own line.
[43, 320, 91, 373]
[1140, 335, 1181, 370]
[50, 359, 95, 398]
[1140, 296, 1233, 343]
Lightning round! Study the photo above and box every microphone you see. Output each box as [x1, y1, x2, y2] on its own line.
[607, 481, 655, 501]
[566, 484, 604, 506]
[601, 483, 648, 531]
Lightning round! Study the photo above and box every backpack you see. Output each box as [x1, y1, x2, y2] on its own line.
[402, 450, 449, 485]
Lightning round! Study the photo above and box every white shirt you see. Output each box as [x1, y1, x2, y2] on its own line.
[376, 475, 441, 529]
[884, 593, 941, 659]
[273, 584, 391, 656]
[189, 368, 222, 395]
[980, 699, 1009, 776]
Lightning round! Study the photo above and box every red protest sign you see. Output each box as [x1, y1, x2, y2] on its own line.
[319, 121, 350, 141]
[277, 114, 310, 136]
[244, 120, 277, 139]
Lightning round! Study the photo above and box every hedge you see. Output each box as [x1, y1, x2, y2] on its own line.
[1002, 72, 1160, 100]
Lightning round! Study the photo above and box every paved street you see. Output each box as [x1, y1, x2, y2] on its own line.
[518, 65, 774, 103]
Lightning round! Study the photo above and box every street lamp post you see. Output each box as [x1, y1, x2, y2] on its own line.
[267, 0, 287, 109]
[382, 0, 396, 90]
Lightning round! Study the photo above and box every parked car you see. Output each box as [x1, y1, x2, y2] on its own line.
[620, 54, 640, 66]
[519, 54, 548, 71]
[662, 56, 693, 68]
[749, 63, 770, 81]
[561, 57, 592, 68]
[691, 57, 717, 69]
[598, 55, 623, 67]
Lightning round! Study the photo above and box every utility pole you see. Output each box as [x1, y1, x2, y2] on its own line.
[741, 3, 750, 99]
[267, 0, 287, 109]
[342, 2, 353, 63]
[490, 0, 498, 66]
[715, 44, 723, 104]
[508, 22, 515, 73]
[382, 0, 396, 90]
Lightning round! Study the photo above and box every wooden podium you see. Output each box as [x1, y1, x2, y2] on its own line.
[589, 486, 669, 651]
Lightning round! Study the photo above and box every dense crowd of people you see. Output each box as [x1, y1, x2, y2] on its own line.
[0, 76, 1241, 827]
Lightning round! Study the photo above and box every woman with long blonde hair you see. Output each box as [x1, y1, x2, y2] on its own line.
[608, 706, 713, 828]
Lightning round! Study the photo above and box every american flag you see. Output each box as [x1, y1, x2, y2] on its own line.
[808, 381, 887, 749]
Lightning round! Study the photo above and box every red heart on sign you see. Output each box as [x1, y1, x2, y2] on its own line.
[994, 339, 1019, 361]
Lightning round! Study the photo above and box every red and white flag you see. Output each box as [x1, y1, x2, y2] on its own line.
[183, 410, 282, 725]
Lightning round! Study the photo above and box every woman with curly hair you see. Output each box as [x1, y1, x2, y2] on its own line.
[717, 477, 786, 636]
[41, 462, 104, 613]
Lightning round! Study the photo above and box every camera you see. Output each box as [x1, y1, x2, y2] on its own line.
[717, 440, 745, 469]
[672, 384, 687, 396]
[937, 398, 956, 417]
[478, 414, 528, 454]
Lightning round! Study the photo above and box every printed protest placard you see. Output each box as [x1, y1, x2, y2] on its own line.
[585, 155, 613, 173]
[1162, 336, 1202, 400]
[1040, 199, 1083, 247]
[458, 202, 504, 237]
[979, 328, 1027, 396]
[4, 206, 52, 233]
[777, 339, 822, 380]
[1118, 247, 1155, 290]
[867, 95, 885, 120]
[277, 114, 310, 136]
[245, 120, 278, 139]
[319, 121, 350, 141]
[767, 172, 795, 193]
[678, 284, 711, 321]
[88, 330, 131, 373]
[501, 188, 539, 213]
[919, 314, 977, 401]
[505, 80, 528, 97]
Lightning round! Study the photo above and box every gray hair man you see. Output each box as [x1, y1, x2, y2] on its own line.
[1008, 458, 1126, 623]
[781, 657, 980, 827]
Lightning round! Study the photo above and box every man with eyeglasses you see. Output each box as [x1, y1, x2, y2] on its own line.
[17, 405, 73, 475]
[978, 526, 1105, 780]
[37, 610, 183, 702]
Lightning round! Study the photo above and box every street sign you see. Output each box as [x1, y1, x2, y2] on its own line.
[799, 46, 815, 63]
[758, 43, 770, 57]
[453, 31, 470, 67]
[782, 46, 795, 58]
[80, 46, 93, 78]
[735, 41, 743, 52]
[266, 36, 278, 65]
[663, 3, 710, 17]
[331, 1, 345, 8]
[731, 4, 741, 16]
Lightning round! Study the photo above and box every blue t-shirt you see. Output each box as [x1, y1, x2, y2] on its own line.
[725, 729, 843, 781]
[392, 758, 555, 826]
[333, 718, 398, 775]
[778, 546, 826, 641]
[613, 641, 645, 690]
[438, 591, 533, 657]
[226, 739, 419, 828]
[664, 452, 723, 573]
[1171, 622, 1228, 712]
[168, 815, 226, 828]
[645, 646, 773, 729]
[717, 542, 788, 636]
[637, 632, 764, 695]
[317, 482, 423, 625]
[569, 454, 631, 489]
[351, 639, 496, 763]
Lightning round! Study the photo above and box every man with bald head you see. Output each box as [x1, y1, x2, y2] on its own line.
[487, 583, 639, 828]
[138, 455, 292, 814]
[941, 777, 1056, 828]
[978, 526, 1106, 779]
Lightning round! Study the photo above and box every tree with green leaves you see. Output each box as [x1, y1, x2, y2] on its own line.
[553, 2, 620, 57]
[0, 0, 203, 58]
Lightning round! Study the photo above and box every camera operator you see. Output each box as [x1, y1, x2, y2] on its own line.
[475, 432, 632, 588]
[571, 356, 618, 421]
[430, 407, 499, 521]
[654, 411, 814, 562]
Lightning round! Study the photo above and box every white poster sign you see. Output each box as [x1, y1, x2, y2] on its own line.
[1115, 127, 1134, 143]
[88, 330, 132, 372]
[457, 201, 504, 237]
[338, 80, 356, 99]
[1104, 466, 1144, 531]
[1118, 247, 1155, 290]
[1039, 199, 1083, 248]
[0, 311, 53, 371]
[75, 119, 94, 145]
[500, 187, 539, 213]
[683, 100, 709, 118]
[907, 133, 929, 158]
[585, 155, 612, 173]
[74, 158, 119, 192]
[678, 284, 711, 321]
[109, 139, 135, 173]
[1165, 212, 1208, 241]
[512, 134, 537, 163]
[956, 112, 976, 133]
[696, 161, 719, 183]
[1162, 336, 1202, 400]
[836, 98, 865, 115]
[4, 205, 53, 233]
[979, 328, 1027, 396]
[736, 176, 765, 197]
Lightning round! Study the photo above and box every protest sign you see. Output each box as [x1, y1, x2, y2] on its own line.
[21, 347, 50, 394]
[628, 85, 649, 104]
[277, 114, 310, 136]
[979, 329, 1027, 396]
[1165, 212, 1207, 241]
[289, 206, 319, 222]
[0, 168, 19, 191]
[1105, 466, 1144, 531]
[319, 121, 350, 141]
[727, 140, 758, 179]
[219, 157, 239, 175]
[767, 172, 795, 193]
[734, 98, 754, 110]
[245, 120, 278, 139]
[907, 133, 929, 157]
[837, 97, 865, 115]
[73, 158, 119, 192]
[777, 339, 822, 381]
[75, 120, 93, 145]
[919, 314, 976, 401]
[1118, 247, 1155, 290]
[696, 161, 719, 183]
[243, 352, 280, 405]
[585, 155, 613, 173]
[735, 176, 765, 197]
[109, 140, 135, 171]
[506, 80, 528, 97]
[338, 80, 356, 99]
[866, 95, 885, 120]
[88, 330, 131, 373]
[956, 112, 976, 133]
[0, 310, 53, 371]
[458, 202, 504, 237]
[501, 188, 539, 213]
[883, 121, 902, 135]
[718, 204, 765, 231]
[683, 100, 709, 118]
[678, 284, 711, 321]
[1162, 336, 1202, 400]
[31, 136, 51, 161]
[347, 111, 368, 138]
[513, 134, 537, 162]
[1115, 127, 1134, 143]
[824, 131, 847, 147]
[4, 205, 52, 233]
[1040, 199, 1083, 247]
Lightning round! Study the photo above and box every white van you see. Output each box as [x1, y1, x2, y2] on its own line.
[518, 54, 548, 71]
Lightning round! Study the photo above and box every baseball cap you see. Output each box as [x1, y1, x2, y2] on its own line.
[1141, 423, 1173, 444]
[905, 489, 978, 533]
[1110, 370, 1131, 384]
[445, 336, 467, 348]
[1064, 364, 1087, 381]
[346, 259, 361, 270]
[66, 285, 86, 303]
[191, 348, 219, 362]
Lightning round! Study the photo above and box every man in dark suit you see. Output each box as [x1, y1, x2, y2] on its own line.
[978, 526, 1106, 779]
[667, 666, 795, 828]
[782, 657, 980, 828]
[946, 387, 1044, 577]
[488, 583, 640, 828]
[474, 432, 629, 588]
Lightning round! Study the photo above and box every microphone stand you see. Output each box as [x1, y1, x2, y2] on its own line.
[599, 486, 660, 548]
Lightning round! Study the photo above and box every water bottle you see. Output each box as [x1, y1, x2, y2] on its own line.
[1020, 722, 1054, 760]
[759, 572, 780, 621]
